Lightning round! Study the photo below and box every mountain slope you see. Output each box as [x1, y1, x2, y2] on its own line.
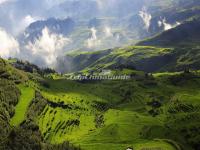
[0, 58, 80, 150]
[20, 17, 75, 43]
[57, 43, 200, 73]
[147, 0, 200, 34]
[1, 56, 200, 150]
[137, 17, 200, 46]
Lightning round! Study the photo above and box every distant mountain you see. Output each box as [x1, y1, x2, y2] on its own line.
[18, 0, 178, 49]
[137, 17, 200, 46]
[148, 0, 200, 35]
[16, 0, 200, 71]
[128, 0, 200, 39]
[20, 17, 75, 43]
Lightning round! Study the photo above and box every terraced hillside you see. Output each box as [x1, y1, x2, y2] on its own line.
[1, 54, 200, 150]
[0, 58, 80, 150]
[35, 71, 200, 150]
[0, 0, 200, 150]
[57, 44, 200, 73]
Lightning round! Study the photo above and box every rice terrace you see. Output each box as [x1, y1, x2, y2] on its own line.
[0, 0, 200, 150]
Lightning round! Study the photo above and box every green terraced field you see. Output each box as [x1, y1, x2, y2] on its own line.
[10, 84, 35, 126]
[28, 71, 200, 150]
[2, 56, 200, 150]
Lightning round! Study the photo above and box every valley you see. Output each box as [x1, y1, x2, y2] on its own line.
[1, 56, 200, 150]
[0, 0, 200, 150]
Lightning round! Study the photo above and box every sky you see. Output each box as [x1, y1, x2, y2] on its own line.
[0, 0, 66, 35]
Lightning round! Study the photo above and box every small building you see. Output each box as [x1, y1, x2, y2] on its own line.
[126, 147, 133, 150]
[100, 69, 111, 75]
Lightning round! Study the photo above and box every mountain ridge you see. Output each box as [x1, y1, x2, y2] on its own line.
[137, 16, 200, 46]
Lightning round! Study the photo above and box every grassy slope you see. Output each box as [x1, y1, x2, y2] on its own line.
[0, 58, 81, 150]
[10, 84, 35, 126]
[31, 71, 200, 150]
[2, 57, 200, 150]
[62, 46, 174, 73]
[62, 42, 200, 73]
[64, 28, 200, 73]
[79, 109, 176, 150]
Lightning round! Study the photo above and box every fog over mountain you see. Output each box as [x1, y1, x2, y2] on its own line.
[0, 0, 198, 69]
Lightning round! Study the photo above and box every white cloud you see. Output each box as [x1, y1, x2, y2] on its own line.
[162, 19, 172, 30]
[96, 0, 117, 7]
[22, 15, 37, 27]
[158, 18, 181, 31]
[25, 27, 71, 67]
[45, 0, 66, 8]
[139, 7, 152, 31]
[0, 0, 11, 5]
[0, 27, 19, 58]
[85, 27, 101, 48]
[158, 20, 163, 27]
[13, 15, 41, 35]
[96, 0, 104, 9]
[104, 26, 113, 37]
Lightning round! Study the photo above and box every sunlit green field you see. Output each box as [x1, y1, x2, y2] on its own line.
[10, 84, 35, 126]
[26, 71, 200, 150]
